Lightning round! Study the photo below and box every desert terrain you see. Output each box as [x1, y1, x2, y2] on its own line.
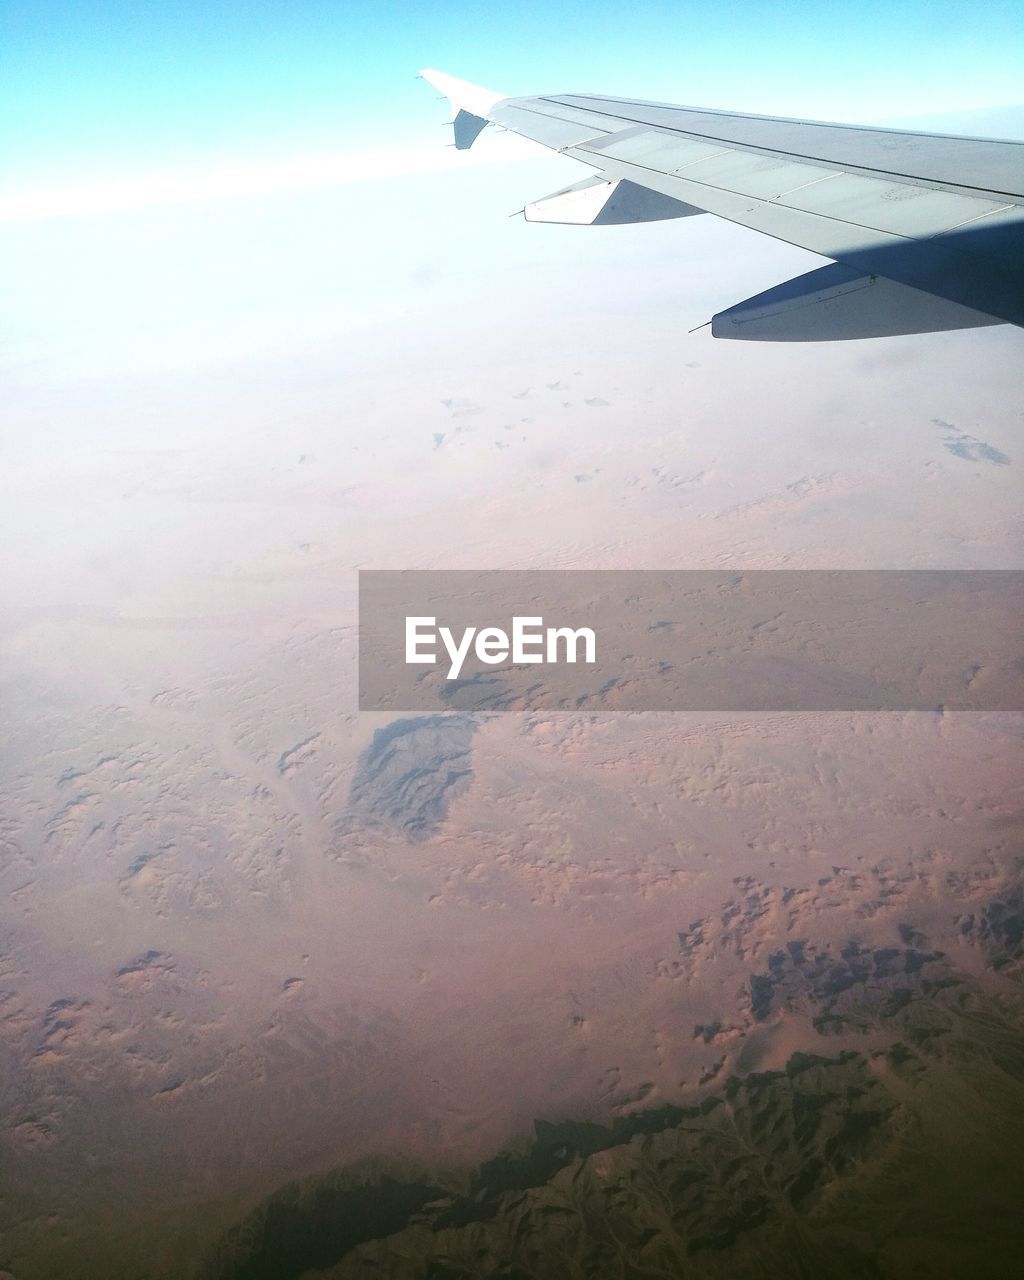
[1, 160, 1023, 1277]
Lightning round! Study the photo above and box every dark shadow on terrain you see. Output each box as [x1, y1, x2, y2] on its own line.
[198, 1051, 895, 1279]
[344, 715, 476, 842]
[200, 927, 1024, 1280]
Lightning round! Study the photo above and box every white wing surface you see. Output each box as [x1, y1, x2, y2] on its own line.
[420, 69, 1024, 341]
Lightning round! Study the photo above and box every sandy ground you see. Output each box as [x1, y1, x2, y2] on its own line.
[1, 176, 1022, 1277]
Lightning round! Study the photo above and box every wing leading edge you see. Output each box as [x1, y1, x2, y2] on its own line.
[420, 69, 1024, 341]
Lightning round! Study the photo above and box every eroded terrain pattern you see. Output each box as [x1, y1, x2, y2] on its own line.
[204, 921, 1024, 1279]
[2, 314, 1023, 1277]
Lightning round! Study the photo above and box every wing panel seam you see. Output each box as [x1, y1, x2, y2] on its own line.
[557, 104, 1024, 201]
[568, 148, 923, 245]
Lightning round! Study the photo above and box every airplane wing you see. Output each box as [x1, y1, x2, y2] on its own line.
[420, 69, 1024, 341]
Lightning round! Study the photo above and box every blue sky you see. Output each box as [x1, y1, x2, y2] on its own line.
[4, 0, 1023, 187]
[2, 1, 1022, 383]
[1, 0, 1021, 640]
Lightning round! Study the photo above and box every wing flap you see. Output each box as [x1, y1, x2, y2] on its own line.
[778, 173, 1012, 237]
[564, 141, 905, 257]
[663, 152, 841, 196]
[574, 128, 1014, 240]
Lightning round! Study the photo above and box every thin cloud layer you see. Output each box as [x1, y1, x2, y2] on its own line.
[0, 131, 543, 223]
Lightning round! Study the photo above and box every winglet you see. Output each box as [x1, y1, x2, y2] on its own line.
[419, 69, 505, 121]
[452, 109, 489, 151]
